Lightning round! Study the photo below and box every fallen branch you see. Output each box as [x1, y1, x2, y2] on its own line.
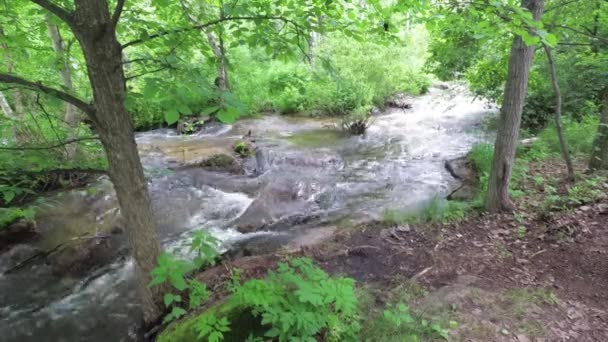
[0, 137, 100, 151]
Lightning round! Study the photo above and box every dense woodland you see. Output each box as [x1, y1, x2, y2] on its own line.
[1, 0, 607, 341]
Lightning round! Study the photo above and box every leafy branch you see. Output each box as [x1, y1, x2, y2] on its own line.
[121, 15, 304, 49]
[0, 73, 94, 115]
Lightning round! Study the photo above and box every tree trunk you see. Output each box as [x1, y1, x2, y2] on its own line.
[71, 0, 164, 324]
[589, 91, 608, 171]
[46, 14, 79, 158]
[543, 44, 575, 181]
[208, 31, 230, 91]
[0, 25, 26, 141]
[0, 90, 15, 117]
[485, 0, 545, 212]
[180, 0, 230, 91]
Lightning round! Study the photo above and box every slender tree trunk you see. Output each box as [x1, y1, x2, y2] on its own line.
[0, 91, 15, 118]
[180, 0, 230, 91]
[71, 0, 164, 324]
[0, 25, 26, 141]
[485, 0, 545, 212]
[543, 44, 575, 181]
[46, 14, 79, 157]
[589, 91, 608, 171]
[209, 31, 230, 91]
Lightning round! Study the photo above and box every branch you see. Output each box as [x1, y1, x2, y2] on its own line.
[111, 0, 126, 28]
[0, 73, 94, 115]
[122, 15, 301, 49]
[549, 24, 608, 45]
[0, 137, 100, 151]
[30, 0, 74, 25]
[545, 0, 583, 13]
[125, 66, 173, 81]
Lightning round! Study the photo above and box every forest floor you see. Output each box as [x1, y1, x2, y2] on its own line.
[199, 159, 608, 341]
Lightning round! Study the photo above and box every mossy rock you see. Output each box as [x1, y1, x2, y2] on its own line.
[158, 300, 264, 342]
[199, 154, 239, 172]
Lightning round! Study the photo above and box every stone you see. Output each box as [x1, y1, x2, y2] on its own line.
[0, 219, 39, 251]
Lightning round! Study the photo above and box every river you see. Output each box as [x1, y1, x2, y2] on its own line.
[0, 83, 494, 341]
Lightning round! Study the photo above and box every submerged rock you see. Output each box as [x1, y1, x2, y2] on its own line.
[47, 234, 128, 278]
[0, 219, 39, 252]
[0, 244, 41, 273]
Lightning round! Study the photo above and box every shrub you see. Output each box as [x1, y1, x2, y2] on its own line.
[229, 258, 360, 341]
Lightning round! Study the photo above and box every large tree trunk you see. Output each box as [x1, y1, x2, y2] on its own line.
[543, 44, 574, 181]
[71, 0, 164, 324]
[485, 0, 545, 212]
[589, 91, 608, 171]
[46, 14, 79, 157]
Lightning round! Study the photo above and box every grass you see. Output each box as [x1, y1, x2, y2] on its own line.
[382, 197, 471, 225]
[502, 288, 559, 320]
[358, 282, 455, 342]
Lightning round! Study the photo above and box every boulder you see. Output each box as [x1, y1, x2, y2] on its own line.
[445, 156, 478, 201]
[0, 244, 41, 273]
[444, 156, 475, 181]
[386, 93, 413, 109]
[0, 219, 39, 252]
[198, 154, 241, 173]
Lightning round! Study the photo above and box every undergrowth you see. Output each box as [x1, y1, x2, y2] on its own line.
[154, 230, 455, 342]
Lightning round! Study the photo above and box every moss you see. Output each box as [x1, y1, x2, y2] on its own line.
[285, 129, 347, 148]
[199, 154, 237, 170]
[157, 300, 264, 342]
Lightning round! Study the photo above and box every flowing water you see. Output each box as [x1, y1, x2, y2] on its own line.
[0, 84, 495, 341]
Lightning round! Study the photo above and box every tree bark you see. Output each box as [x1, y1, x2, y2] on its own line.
[589, 91, 608, 171]
[485, 0, 545, 212]
[70, 0, 164, 324]
[46, 14, 79, 157]
[543, 44, 575, 181]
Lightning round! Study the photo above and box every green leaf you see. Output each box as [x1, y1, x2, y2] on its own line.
[165, 108, 180, 125]
[201, 106, 220, 116]
[216, 107, 240, 124]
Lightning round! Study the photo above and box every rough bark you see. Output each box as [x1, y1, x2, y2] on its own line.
[69, 0, 164, 324]
[485, 0, 545, 212]
[543, 44, 575, 181]
[46, 14, 79, 157]
[589, 92, 608, 171]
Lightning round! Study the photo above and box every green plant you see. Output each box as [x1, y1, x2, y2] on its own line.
[149, 230, 219, 323]
[233, 141, 253, 157]
[230, 257, 360, 341]
[383, 197, 471, 225]
[362, 303, 454, 342]
[0, 207, 35, 229]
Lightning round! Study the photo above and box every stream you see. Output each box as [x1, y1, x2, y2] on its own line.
[0, 83, 495, 341]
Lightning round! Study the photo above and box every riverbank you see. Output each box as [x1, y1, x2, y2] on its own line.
[159, 156, 608, 341]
